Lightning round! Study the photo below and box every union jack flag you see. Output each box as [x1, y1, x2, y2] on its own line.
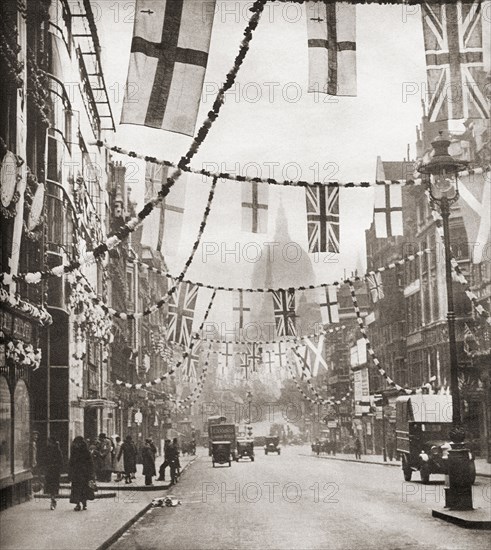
[421, 1, 489, 122]
[241, 342, 262, 378]
[305, 186, 340, 253]
[366, 272, 384, 303]
[272, 290, 297, 337]
[167, 283, 198, 347]
[183, 340, 202, 382]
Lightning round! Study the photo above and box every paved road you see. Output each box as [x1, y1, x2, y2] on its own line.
[111, 446, 490, 550]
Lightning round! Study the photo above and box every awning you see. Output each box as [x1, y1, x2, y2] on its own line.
[75, 398, 118, 410]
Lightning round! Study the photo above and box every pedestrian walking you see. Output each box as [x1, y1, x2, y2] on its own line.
[43, 436, 63, 510]
[95, 433, 113, 482]
[142, 439, 156, 486]
[354, 437, 362, 460]
[118, 435, 137, 484]
[112, 436, 124, 481]
[157, 439, 171, 481]
[68, 436, 95, 511]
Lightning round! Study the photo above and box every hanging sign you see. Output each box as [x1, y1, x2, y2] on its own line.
[27, 182, 45, 230]
[1, 151, 18, 207]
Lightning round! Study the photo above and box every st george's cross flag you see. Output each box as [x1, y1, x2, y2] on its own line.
[241, 181, 269, 233]
[421, 1, 489, 122]
[167, 282, 198, 347]
[262, 347, 276, 375]
[366, 272, 384, 303]
[141, 161, 186, 256]
[305, 186, 340, 253]
[374, 184, 403, 238]
[233, 290, 252, 330]
[121, 0, 216, 136]
[306, 1, 357, 96]
[272, 290, 297, 337]
[317, 286, 339, 324]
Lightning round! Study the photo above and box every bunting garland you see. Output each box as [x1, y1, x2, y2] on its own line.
[348, 280, 411, 394]
[115, 290, 217, 389]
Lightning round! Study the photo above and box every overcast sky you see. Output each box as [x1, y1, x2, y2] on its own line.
[95, 1, 431, 294]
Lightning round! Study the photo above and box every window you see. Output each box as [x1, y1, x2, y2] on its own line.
[126, 270, 134, 302]
[13, 381, 30, 474]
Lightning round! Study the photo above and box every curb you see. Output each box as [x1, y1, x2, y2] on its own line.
[35, 492, 117, 499]
[432, 508, 491, 530]
[57, 482, 172, 492]
[301, 454, 491, 478]
[96, 455, 198, 550]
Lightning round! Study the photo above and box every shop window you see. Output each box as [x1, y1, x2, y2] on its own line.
[0, 377, 11, 480]
[13, 380, 30, 474]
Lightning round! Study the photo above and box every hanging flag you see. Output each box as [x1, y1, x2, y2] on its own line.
[374, 184, 403, 238]
[272, 290, 297, 337]
[304, 335, 328, 376]
[421, 1, 489, 122]
[292, 345, 311, 379]
[366, 272, 384, 303]
[241, 343, 262, 374]
[305, 186, 340, 253]
[317, 286, 339, 324]
[184, 340, 201, 381]
[167, 282, 198, 347]
[262, 347, 275, 375]
[458, 172, 491, 264]
[241, 181, 268, 233]
[121, 0, 216, 136]
[463, 323, 480, 355]
[306, 1, 357, 96]
[141, 162, 186, 256]
[233, 290, 251, 330]
[275, 342, 287, 371]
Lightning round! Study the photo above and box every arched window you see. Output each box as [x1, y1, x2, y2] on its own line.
[13, 380, 30, 474]
[0, 377, 11, 479]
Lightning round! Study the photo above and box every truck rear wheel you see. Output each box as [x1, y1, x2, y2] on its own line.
[402, 455, 412, 481]
[420, 463, 430, 484]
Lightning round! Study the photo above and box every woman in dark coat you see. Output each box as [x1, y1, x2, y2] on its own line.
[68, 436, 95, 511]
[44, 436, 63, 510]
[118, 435, 137, 484]
[142, 439, 156, 486]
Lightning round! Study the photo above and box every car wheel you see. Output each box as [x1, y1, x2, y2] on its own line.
[228, 461, 231, 467]
[469, 460, 476, 485]
[212, 461, 215, 468]
[251, 457, 254, 462]
[420, 463, 430, 484]
[265, 450, 268, 455]
[278, 450, 281, 455]
[402, 455, 412, 482]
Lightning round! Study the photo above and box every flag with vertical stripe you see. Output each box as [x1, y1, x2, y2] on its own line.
[421, 1, 489, 122]
[233, 290, 251, 330]
[167, 282, 198, 347]
[272, 290, 297, 337]
[374, 184, 403, 238]
[241, 181, 269, 233]
[305, 186, 340, 253]
[121, 0, 216, 136]
[141, 161, 186, 255]
[317, 286, 339, 325]
[306, 1, 357, 96]
[366, 272, 384, 303]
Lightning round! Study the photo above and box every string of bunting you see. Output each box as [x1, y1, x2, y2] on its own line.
[174, 343, 213, 411]
[427, 193, 491, 326]
[115, 290, 217, 389]
[348, 280, 411, 394]
[94, 140, 415, 189]
[206, 324, 347, 347]
[0, 2, 266, 282]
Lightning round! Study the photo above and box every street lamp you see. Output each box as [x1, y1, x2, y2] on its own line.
[419, 131, 473, 510]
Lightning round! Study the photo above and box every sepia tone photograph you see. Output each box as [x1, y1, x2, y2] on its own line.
[0, 0, 490, 549]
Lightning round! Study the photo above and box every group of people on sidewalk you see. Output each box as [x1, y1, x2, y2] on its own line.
[37, 433, 183, 511]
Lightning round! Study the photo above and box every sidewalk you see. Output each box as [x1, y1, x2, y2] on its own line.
[0, 454, 196, 550]
[303, 452, 491, 478]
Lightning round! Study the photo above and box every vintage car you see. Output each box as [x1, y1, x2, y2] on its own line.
[212, 441, 232, 467]
[396, 395, 476, 484]
[264, 436, 281, 455]
[236, 439, 255, 461]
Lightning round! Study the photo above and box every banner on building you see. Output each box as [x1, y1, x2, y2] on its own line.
[121, 0, 216, 136]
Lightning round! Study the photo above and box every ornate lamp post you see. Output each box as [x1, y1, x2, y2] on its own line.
[418, 131, 473, 510]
